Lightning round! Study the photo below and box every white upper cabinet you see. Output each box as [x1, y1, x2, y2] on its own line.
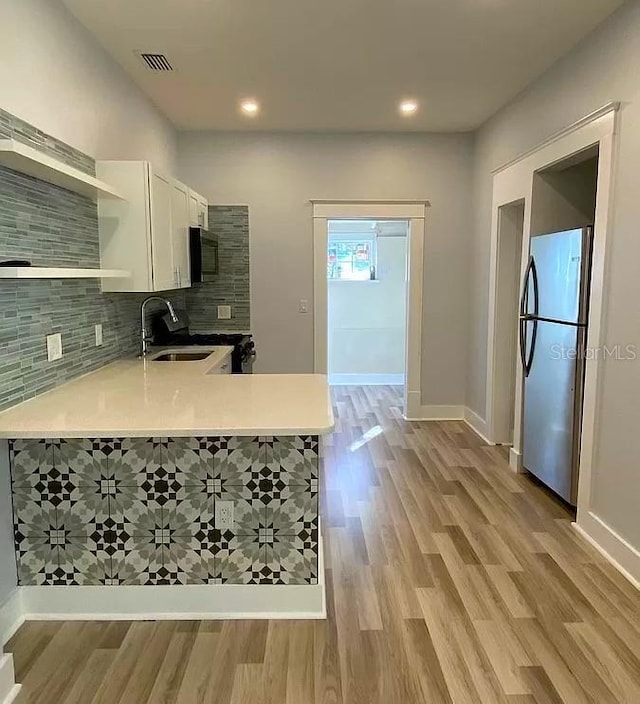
[96, 162, 207, 292]
[189, 189, 209, 229]
[171, 179, 191, 289]
[149, 168, 176, 291]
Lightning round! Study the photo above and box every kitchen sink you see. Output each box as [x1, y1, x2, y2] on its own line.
[151, 352, 212, 362]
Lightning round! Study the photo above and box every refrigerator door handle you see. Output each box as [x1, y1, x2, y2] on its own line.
[519, 255, 539, 377]
[524, 257, 540, 376]
[525, 318, 538, 377]
[519, 317, 528, 372]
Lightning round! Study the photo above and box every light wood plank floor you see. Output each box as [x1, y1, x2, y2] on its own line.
[6, 385, 640, 703]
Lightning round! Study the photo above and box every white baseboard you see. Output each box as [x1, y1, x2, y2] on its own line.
[20, 580, 326, 621]
[404, 404, 464, 421]
[573, 512, 640, 590]
[0, 592, 23, 648]
[329, 373, 404, 386]
[0, 654, 20, 704]
[509, 447, 523, 473]
[462, 407, 494, 445]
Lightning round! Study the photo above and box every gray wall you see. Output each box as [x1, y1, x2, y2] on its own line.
[186, 205, 251, 332]
[177, 132, 473, 405]
[469, 0, 640, 550]
[0, 0, 177, 171]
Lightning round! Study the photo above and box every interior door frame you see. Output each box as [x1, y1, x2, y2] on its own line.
[485, 103, 618, 554]
[311, 200, 429, 419]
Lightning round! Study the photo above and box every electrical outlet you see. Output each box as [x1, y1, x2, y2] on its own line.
[46, 333, 63, 362]
[217, 305, 232, 320]
[299, 299, 309, 313]
[95, 324, 103, 347]
[215, 500, 234, 529]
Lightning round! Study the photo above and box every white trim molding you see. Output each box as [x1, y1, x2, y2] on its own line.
[509, 447, 523, 473]
[463, 407, 494, 445]
[0, 654, 20, 704]
[0, 593, 22, 649]
[312, 200, 428, 419]
[19, 581, 326, 622]
[573, 514, 640, 589]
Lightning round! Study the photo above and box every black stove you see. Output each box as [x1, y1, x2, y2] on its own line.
[187, 333, 255, 373]
[151, 311, 255, 373]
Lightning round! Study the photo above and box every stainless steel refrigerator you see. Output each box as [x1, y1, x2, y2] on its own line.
[519, 227, 593, 506]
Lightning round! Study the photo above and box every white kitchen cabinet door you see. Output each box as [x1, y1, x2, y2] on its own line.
[197, 197, 209, 229]
[188, 191, 199, 227]
[188, 189, 209, 229]
[98, 161, 203, 293]
[171, 180, 191, 288]
[149, 167, 176, 291]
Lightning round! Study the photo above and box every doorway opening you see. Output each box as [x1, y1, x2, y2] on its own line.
[492, 199, 525, 445]
[312, 200, 428, 419]
[327, 219, 408, 386]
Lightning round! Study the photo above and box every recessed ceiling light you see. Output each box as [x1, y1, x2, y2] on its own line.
[240, 99, 260, 116]
[399, 100, 418, 116]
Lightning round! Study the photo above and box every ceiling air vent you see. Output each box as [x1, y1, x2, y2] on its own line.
[139, 53, 173, 71]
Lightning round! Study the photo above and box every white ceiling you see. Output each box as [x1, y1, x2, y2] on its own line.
[62, 0, 623, 132]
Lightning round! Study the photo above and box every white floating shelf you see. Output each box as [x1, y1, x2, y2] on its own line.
[0, 267, 130, 279]
[0, 139, 125, 202]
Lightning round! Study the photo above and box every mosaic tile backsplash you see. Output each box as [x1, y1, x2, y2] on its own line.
[186, 205, 251, 332]
[0, 109, 183, 411]
[10, 435, 319, 586]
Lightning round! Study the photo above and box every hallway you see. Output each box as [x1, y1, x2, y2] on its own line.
[7, 386, 640, 703]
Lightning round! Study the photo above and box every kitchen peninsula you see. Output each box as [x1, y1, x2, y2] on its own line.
[0, 355, 333, 618]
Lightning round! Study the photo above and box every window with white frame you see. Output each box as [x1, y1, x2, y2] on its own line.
[327, 238, 376, 281]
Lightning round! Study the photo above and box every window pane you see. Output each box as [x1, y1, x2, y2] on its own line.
[328, 241, 373, 280]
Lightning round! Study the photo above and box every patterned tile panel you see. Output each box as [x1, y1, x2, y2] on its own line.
[9, 435, 319, 586]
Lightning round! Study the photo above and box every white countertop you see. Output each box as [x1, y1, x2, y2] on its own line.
[0, 349, 334, 439]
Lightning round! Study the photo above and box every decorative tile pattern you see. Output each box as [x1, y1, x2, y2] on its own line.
[9, 434, 319, 586]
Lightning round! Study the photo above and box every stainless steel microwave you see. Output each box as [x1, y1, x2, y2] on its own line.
[189, 227, 219, 282]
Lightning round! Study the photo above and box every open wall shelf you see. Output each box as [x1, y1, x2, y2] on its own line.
[0, 139, 125, 202]
[0, 267, 129, 279]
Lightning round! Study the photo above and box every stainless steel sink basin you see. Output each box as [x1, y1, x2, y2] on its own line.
[151, 352, 212, 362]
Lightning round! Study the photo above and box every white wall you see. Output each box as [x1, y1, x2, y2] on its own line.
[469, 0, 640, 552]
[177, 131, 473, 406]
[0, 0, 176, 170]
[329, 235, 407, 377]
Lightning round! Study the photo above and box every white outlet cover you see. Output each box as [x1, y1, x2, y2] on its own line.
[299, 299, 309, 313]
[95, 324, 103, 346]
[217, 305, 232, 320]
[46, 333, 63, 362]
[215, 500, 234, 529]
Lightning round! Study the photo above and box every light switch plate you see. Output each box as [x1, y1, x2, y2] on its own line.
[95, 324, 103, 347]
[217, 305, 232, 320]
[46, 333, 63, 362]
[299, 299, 309, 313]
